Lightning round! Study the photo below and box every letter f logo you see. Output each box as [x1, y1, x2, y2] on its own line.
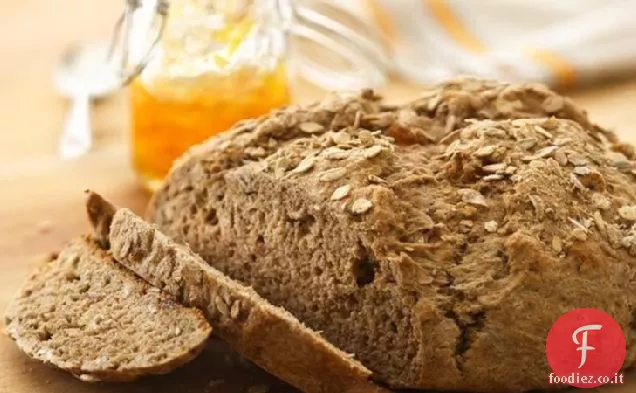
[572, 324, 603, 368]
[546, 308, 626, 388]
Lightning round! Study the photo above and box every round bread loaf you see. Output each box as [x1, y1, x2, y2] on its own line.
[149, 78, 636, 392]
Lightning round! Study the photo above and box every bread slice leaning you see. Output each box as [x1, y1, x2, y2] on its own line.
[4, 236, 212, 382]
[87, 192, 388, 393]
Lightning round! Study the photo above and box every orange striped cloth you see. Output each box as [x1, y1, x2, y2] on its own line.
[332, 0, 636, 87]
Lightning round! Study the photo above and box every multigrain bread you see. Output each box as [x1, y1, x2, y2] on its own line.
[148, 77, 636, 392]
[87, 192, 388, 393]
[4, 236, 211, 382]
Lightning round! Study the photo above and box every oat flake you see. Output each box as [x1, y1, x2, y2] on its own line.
[319, 167, 348, 182]
[619, 205, 636, 221]
[484, 221, 498, 233]
[553, 150, 568, 166]
[573, 166, 591, 175]
[570, 173, 586, 191]
[458, 188, 488, 207]
[571, 228, 588, 241]
[230, 301, 240, 320]
[621, 236, 635, 249]
[368, 174, 386, 184]
[522, 145, 558, 161]
[215, 296, 230, 316]
[533, 125, 553, 139]
[331, 185, 352, 201]
[592, 211, 606, 233]
[332, 132, 352, 145]
[351, 198, 373, 214]
[567, 153, 588, 166]
[322, 146, 349, 160]
[592, 193, 611, 210]
[364, 145, 383, 159]
[474, 145, 497, 158]
[483, 174, 504, 181]
[291, 157, 315, 174]
[552, 236, 563, 253]
[528, 195, 545, 219]
[504, 166, 518, 175]
[518, 138, 538, 150]
[482, 163, 506, 173]
[553, 137, 572, 146]
[299, 122, 324, 134]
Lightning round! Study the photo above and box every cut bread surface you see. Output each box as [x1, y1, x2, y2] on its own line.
[87, 191, 388, 393]
[4, 236, 211, 382]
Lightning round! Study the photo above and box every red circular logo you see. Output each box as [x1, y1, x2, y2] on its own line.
[546, 308, 626, 388]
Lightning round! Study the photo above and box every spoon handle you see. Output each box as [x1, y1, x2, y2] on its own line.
[58, 94, 91, 160]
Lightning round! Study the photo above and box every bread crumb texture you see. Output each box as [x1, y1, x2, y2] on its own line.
[4, 236, 211, 382]
[151, 77, 636, 392]
[107, 207, 388, 393]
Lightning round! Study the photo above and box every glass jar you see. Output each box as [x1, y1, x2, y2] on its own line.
[111, 0, 388, 191]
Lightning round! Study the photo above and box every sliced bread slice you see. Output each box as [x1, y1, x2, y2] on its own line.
[4, 236, 212, 382]
[87, 192, 388, 393]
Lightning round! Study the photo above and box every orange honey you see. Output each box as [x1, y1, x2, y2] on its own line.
[130, 63, 290, 191]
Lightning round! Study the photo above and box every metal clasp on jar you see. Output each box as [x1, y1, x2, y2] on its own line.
[109, 0, 169, 86]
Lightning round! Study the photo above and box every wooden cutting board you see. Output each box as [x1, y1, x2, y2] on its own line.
[2, 145, 636, 393]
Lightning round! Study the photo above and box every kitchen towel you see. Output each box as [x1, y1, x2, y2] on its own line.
[330, 0, 636, 87]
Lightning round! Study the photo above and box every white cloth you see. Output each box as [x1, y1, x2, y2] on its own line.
[328, 0, 636, 87]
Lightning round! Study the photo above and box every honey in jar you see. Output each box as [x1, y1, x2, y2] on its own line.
[127, 0, 291, 191]
[131, 65, 290, 191]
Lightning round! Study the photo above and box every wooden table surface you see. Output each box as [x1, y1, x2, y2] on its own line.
[1, 0, 636, 392]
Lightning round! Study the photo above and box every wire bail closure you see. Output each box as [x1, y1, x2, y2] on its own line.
[108, 0, 169, 86]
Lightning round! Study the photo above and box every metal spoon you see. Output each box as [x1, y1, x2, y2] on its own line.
[55, 42, 121, 159]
